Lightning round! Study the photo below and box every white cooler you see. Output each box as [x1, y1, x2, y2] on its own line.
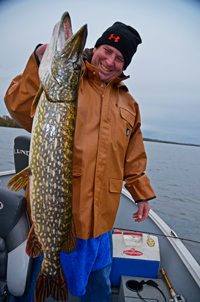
[110, 231, 160, 286]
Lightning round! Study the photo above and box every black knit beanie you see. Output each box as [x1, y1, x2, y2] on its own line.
[94, 22, 142, 70]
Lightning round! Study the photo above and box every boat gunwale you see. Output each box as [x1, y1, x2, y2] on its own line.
[0, 170, 15, 177]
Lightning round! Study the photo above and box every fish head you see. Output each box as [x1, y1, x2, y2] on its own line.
[39, 12, 87, 104]
[52, 24, 88, 103]
[39, 12, 73, 82]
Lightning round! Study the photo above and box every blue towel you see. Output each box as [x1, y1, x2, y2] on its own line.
[10, 232, 111, 301]
[60, 231, 111, 296]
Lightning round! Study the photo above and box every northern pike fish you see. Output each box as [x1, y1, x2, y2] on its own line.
[7, 12, 87, 302]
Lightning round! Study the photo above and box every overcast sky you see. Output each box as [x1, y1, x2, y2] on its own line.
[0, 0, 200, 144]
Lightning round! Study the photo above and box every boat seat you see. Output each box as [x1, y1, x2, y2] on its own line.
[0, 187, 32, 300]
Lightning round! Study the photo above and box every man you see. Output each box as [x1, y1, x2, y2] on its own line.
[5, 21, 156, 302]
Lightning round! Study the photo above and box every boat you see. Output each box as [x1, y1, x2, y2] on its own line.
[0, 136, 200, 302]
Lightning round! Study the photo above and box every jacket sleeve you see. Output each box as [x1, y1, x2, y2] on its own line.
[4, 52, 40, 133]
[124, 102, 156, 202]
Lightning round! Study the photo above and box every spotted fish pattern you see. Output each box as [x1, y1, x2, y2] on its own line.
[7, 12, 87, 302]
[30, 100, 77, 272]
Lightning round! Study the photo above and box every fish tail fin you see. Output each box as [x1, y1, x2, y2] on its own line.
[34, 271, 51, 302]
[50, 269, 68, 301]
[7, 166, 31, 191]
[31, 85, 43, 117]
[34, 269, 68, 302]
[26, 224, 43, 257]
[62, 218, 77, 254]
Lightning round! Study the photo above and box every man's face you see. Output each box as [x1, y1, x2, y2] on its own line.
[91, 45, 124, 83]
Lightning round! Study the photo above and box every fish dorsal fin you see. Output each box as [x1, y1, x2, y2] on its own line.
[39, 12, 73, 83]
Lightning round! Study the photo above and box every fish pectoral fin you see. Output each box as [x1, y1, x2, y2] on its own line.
[35, 268, 68, 302]
[7, 166, 31, 191]
[26, 224, 43, 257]
[31, 85, 43, 117]
[61, 218, 77, 254]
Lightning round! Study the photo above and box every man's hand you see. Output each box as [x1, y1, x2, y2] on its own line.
[36, 44, 48, 62]
[133, 201, 150, 222]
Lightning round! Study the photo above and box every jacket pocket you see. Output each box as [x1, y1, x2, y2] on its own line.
[120, 107, 136, 128]
[109, 178, 123, 193]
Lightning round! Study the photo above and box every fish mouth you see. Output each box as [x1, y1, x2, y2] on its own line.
[57, 12, 73, 52]
[39, 12, 88, 104]
[76, 24, 88, 54]
[61, 24, 87, 59]
[51, 22, 87, 101]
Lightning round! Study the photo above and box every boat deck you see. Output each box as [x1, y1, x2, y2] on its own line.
[1, 171, 200, 301]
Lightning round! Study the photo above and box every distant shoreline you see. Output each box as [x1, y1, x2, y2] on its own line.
[0, 125, 199, 147]
[143, 138, 200, 147]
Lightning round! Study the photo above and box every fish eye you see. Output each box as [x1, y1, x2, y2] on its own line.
[0, 202, 4, 210]
[74, 62, 80, 70]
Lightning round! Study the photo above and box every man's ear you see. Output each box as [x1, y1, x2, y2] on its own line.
[93, 47, 97, 54]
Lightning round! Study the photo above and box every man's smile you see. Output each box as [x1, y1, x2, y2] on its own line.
[100, 63, 111, 72]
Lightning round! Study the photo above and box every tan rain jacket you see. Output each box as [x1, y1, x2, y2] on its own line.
[4, 49, 156, 239]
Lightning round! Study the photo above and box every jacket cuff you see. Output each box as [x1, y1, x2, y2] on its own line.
[125, 173, 156, 203]
[34, 44, 43, 67]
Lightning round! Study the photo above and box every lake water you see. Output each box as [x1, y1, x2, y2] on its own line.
[0, 126, 200, 263]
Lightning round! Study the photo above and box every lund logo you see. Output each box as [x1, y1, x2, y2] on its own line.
[109, 34, 120, 42]
[14, 149, 30, 157]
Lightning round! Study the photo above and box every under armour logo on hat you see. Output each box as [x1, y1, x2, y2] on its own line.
[109, 34, 120, 42]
